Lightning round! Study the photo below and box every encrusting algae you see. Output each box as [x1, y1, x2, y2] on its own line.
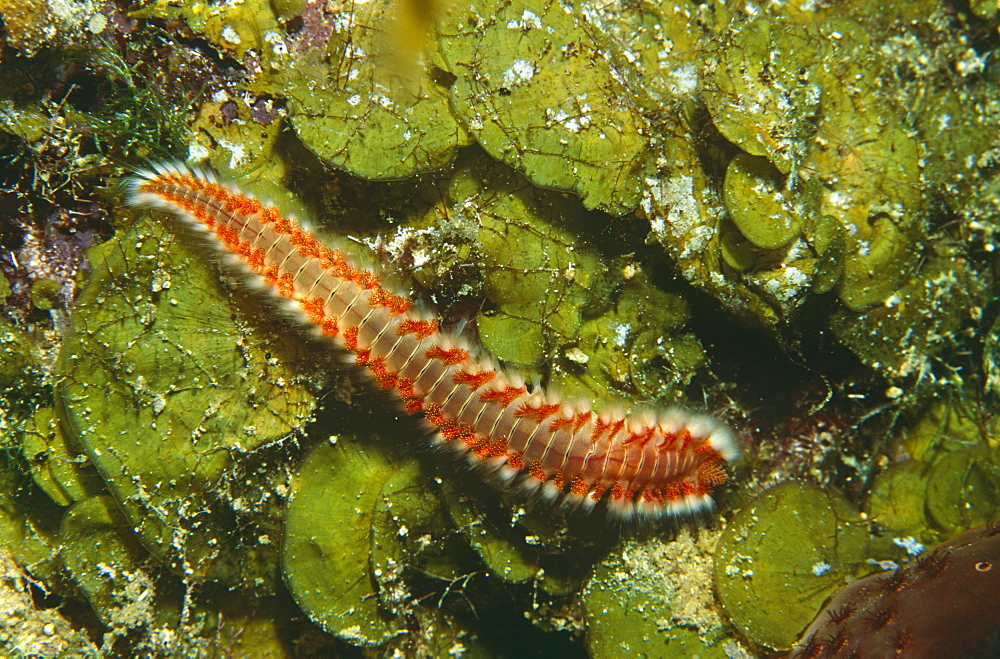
[0, 0, 998, 655]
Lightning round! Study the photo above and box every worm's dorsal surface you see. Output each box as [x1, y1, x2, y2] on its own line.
[129, 162, 738, 518]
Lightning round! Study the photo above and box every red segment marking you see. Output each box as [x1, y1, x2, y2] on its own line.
[247, 247, 266, 271]
[548, 415, 575, 433]
[302, 297, 326, 324]
[514, 401, 561, 423]
[624, 425, 656, 446]
[553, 470, 566, 490]
[288, 228, 322, 259]
[367, 357, 397, 389]
[355, 349, 371, 365]
[479, 385, 527, 408]
[343, 325, 359, 350]
[452, 370, 496, 389]
[396, 377, 415, 399]
[528, 461, 546, 482]
[277, 271, 295, 297]
[588, 483, 605, 501]
[506, 452, 524, 470]
[472, 438, 509, 458]
[425, 345, 469, 366]
[368, 288, 412, 315]
[259, 206, 280, 225]
[424, 403, 446, 427]
[321, 316, 339, 338]
[438, 418, 476, 443]
[569, 477, 589, 496]
[608, 482, 625, 501]
[592, 417, 625, 442]
[397, 318, 438, 339]
[263, 265, 280, 287]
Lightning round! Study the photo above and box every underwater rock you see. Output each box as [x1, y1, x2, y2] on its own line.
[782, 523, 1000, 658]
[0, 0, 97, 57]
[583, 529, 727, 657]
[0, 550, 99, 657]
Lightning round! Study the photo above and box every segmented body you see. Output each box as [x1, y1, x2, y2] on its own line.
[130, 163, 737, 517]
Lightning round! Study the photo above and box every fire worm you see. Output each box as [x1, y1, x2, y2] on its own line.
[129, 162, 738, 518]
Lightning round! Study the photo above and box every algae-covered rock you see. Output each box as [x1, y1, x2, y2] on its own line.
[272, 0, 470, 180]
[863, 392, 1000, 554]
[723, 154, 801, 250]
[0, 550, 100, 657]
[442, 481, 540, 584]
[714, 481, 871, 650]
[188, 95, 287, 181]
[924, 446, 1000, 533]
[437, 0, 657, 214]
[57, 217, 318, 592]
[584, 530, 727, 658]
[132, 0, 281, 62]
[0, 316, 43, 401]
[704, 18, 818, 175]
[830, 253, 987, 380]
[864, 460, 934, 541]
[0, 457, 59, 583]
[549, 274, 704, 404]
[438, 155, 616, 375]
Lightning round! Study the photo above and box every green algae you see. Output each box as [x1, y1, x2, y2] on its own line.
[444, 154, 616, 369]
[58, 495, 163, 630]
[56, 216, 319, 592]
[20, 407, 103, 507]
[583, 530, 727, 658]
[0, 317, 43, 403]
[133, 0, 282, 62]
[723, 154, 801, 250]
[714, 481, 871, 650]
[281, 437, 400, 646]
[270, 0, 471, 180]
[865, 397, 1000, 545]
[189, 95, 287, 181]
[0, 457, 60, 585]
[549, 275, 704, 404]
[29, 279, 62, 311]
[437, 0, 657, 214]
[442, 481, 539, 584]
[830, 253, 987, 380]
[282, 437, 462, 647]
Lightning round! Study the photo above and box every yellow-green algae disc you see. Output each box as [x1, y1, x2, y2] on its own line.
[722, 153, 800, 250]
[59, 495, 162, 630]
[438, 0, 656, 214]
[713, 481, 870, 650]
[20, 407, 104, 507]
[282, 438, 408, 646]
[276, 0, 470, 180]
[57, 217, 317, 591]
